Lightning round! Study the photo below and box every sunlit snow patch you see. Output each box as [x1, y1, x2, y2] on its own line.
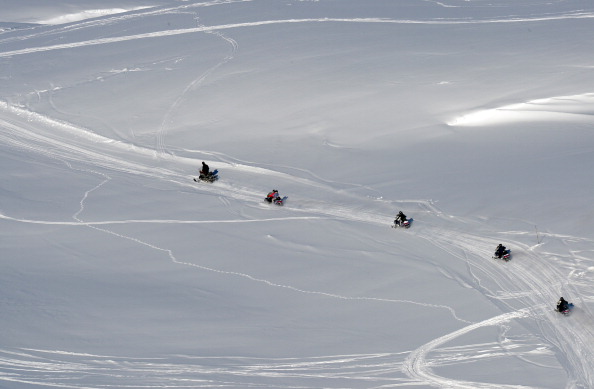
[448, 93, 594, 126]
[38, 8, 149, 25]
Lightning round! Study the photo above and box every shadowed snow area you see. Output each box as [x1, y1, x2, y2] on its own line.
[1, 0, 594, 388]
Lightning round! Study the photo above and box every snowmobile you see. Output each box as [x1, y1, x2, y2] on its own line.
[194, 169, 219, 183]
[264, 190, 287, 206]
[392, 217, 412, 229]
[493, 246, 511, 261]
[556, 299, 574, 316]
[265, 195, 287, 206]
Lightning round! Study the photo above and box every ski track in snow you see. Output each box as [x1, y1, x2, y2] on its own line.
[2, 2, 594, 388]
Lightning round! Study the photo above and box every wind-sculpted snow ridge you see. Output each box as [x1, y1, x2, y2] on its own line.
[448, 93, 594, 127]
[36, 8, 152, 25]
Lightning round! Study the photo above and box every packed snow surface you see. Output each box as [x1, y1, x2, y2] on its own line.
[2, 0, 594, 388]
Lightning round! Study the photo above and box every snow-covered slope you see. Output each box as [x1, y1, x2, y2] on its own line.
[2, 1, 594, 388]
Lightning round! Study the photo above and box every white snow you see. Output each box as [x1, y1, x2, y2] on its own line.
[37, 9, 154, 26]
[1, 0, 594, 388]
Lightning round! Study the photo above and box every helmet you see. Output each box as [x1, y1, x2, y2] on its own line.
[273, 189, 278, 192]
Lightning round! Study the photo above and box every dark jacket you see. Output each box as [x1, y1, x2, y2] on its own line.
[495, 245, 506, 257]
[201, 162, 209, 175]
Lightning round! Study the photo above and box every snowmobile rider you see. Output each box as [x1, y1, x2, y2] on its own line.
[200, 161, 210, 178]
[557, 297, 569, 312]
[266, 190, 280, 203]
[495, 244, 507, 258]
[395, 211, 407, 226]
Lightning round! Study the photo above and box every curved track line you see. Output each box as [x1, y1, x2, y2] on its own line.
[0, 213, 325, 226]
[3, 13, 594, 58]
[404, 310, 531, 389]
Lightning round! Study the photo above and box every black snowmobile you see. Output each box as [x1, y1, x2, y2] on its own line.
[194, 169, 219, 183]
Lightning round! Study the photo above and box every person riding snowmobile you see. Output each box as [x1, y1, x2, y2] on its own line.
[557, 297, 569, 313]
[394, 211, 407, 226]
[266, 190, 280, 203]
[200, 161, 210, 179]
[495, 244, 507, 258]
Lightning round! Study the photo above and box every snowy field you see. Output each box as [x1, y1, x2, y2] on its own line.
[2, 0, 594, 388]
